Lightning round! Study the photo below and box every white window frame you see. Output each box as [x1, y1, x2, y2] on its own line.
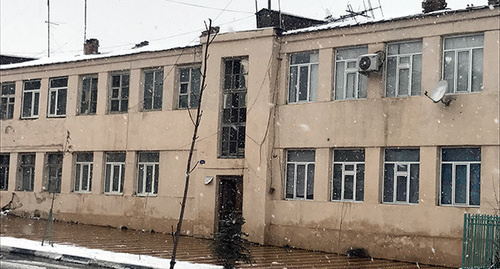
[178, 66, 201, 109]
[109, 73, 129, 113]
[442, 34, 484, 94]
[142, 68, 163, 111]
[74, 153, 93, 193]
[385, 41, 422, 97]
[383, 149, 420, 204]
[0, 154, 10, 191]
[440, 148, 481, 207]
[18, 153, 35, 191]
[22, 80, 41, 119]
[334, 46, 368, 100]
[79, 75, 98, 115]
[104, 152, 125, 195]
[332, 150, 365, 202]
[285, 150, 315, 200]
[0, 82, 15, 120]
[136, 152, 159, 196]
[48, 77, 68, 117]
[288, 51, 318, 103]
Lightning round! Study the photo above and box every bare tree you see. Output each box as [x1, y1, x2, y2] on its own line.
[169, 19, 218, 269]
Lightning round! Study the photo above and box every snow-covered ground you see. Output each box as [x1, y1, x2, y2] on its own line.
[0, 237, 221, 269]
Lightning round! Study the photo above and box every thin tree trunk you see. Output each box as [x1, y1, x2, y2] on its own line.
[170, 19, 216, 269]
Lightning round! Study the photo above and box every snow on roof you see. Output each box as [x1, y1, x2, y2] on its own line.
[284, 4, 492, 36]
[0, 39, 201, 71]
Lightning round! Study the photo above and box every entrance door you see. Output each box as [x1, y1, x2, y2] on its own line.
[216, 176, 243, 232]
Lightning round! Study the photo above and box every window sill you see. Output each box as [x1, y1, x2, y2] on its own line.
[21, 117, 39, 120]
[73, 191, 91, 194]
[104, 192, 123, 196]
[76, 113, 97, 116]
[284, 198, 314, 201]
[382, 202, 418, 205]
[47, 115, 66, 118]
[439, 204, 480, 208]
[108, 111, 128, 115]
[136, 194, 158, 197]
[331, 200, 363, 203]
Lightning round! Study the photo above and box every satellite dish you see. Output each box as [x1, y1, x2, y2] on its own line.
[425, 80, 451, 106]
[204, 176, 213, 185]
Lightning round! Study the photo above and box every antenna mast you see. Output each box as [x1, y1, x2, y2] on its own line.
[47, 0, 50, 57]
[329, 0, 384, 22]
[84, 0, 87, 43]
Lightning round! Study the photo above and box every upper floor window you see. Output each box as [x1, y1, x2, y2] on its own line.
[332, 149, 365, 202]
[335, 46, 368, 100]
[22, 80, 41, 119]
[44, 153, 63, 193]
[383, 148, 419, 204]
[386, 41, 422, 97]
[178, 66, 201, 109]
[79, 75, 98, 115]
[143, 68, 163, 111]
[109, 73, 129, 113]
[285, 150, 315, 200]
[0, 154, 10, 191]
[74, 153, 93, 193]
[440, 148, 480, 206]
[48, 77, 68, 117]
[137, 152, 159, 196]
[220, 58, 248, 158]
[288, 51, 318, 103]
[443, 34, 484, 93]
[0, 82, 15, 120]
[18, 153, 35, 191]
[104, 152, 126, 194]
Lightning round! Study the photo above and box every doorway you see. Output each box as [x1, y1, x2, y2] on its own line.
[216, 176, 243, 232]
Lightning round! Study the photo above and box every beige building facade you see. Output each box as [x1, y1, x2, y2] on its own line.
[1, 6, 499, 267]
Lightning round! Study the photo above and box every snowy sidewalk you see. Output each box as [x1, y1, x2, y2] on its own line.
[0, 237, 220, 269]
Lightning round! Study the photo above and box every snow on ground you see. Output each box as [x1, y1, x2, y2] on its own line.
[0, 237, 220, 269]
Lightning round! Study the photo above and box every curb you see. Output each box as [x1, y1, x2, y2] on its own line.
[1, 246, 155, 269]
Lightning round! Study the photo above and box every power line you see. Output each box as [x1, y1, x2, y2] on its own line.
[160, 0, 252, 14]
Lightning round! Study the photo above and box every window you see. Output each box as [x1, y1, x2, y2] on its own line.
[383, 149, 419, 204]
[48, 77, 68, 117]
[0, 82, 15, 120]
[335, 46, 368, 100]
[22, 80, 41, 119]
[443, 34, 484, 93]
[109, 73, 129, 113]
[18, 154, 35, 191]
[386, 41, 422, 97]
[79, 75, 98, 115]
[137, 152, 159, 196]
[104, 152, 125, 194]
[332, 149, 365, 202]
[74, 153, 93, 193]
[285, 150, 315, 200]
[45, 153, 62, 193]
[220, 58, 248, 158]
[288, 51, 318, 103]
[441, 148, 481, 206]
[143, 68, 163, 111]
[178, 66, 201, 109]
[0, 154, 9, 191]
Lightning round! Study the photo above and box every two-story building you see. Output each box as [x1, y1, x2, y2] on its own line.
[1, 3, 499, 267]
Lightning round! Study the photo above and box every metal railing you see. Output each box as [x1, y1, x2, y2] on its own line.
[462, 213, 500, 269]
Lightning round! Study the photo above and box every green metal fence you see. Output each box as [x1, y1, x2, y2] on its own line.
[462, 213, 500, 269]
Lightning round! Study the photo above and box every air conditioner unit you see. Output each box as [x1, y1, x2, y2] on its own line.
[357, 53, 382, 73]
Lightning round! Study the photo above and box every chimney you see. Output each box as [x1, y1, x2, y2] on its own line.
[84, 39, 99, 55]
[422, 0, 447, 13]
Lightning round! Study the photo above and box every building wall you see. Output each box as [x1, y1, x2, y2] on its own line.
[1, 7, 499, 268]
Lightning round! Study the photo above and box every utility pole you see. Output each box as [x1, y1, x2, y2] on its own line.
[169, 19, 218, 269]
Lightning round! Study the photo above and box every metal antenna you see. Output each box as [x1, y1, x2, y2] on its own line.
[84, 0, 87, 43]
[47, 0, 50, 57]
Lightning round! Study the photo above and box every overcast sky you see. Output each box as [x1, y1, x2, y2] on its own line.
[0, 0, 489, 58]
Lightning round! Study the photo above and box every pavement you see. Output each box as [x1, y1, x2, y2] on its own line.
[0, 215, 453, 269]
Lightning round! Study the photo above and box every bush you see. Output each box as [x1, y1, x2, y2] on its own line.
[211, 213, 252, 269]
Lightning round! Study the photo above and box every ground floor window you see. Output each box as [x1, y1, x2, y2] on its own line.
[441, 148, 481, 206]
[74, 153, 93, 193]
[0, 154, 9, 191]
[383, 148, 419, 204]
[18, 154, 35, 191]
[105, 152, 125, 194]
[285, 150, 315, 200]
[332, 149, 365, 202]
[45, 153, 63, 193]
[137, 152, 159, 196]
